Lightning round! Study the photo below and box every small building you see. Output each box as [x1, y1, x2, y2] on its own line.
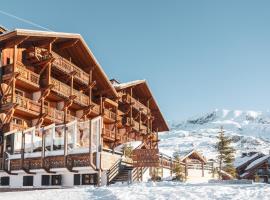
[179, 149, 216, 182]
[236, 153, 270, 183]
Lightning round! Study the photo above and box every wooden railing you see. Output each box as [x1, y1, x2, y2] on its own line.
[16, 62, 40, 86]
[52, 52, 89, 85]
[103, 108, 116, 121]
[123, 94, 150, 115]
[2, 62, 40, 87]
[51, 78, 89, 106]
[44, 105, 64, 121]
[14, 95, 40, 114]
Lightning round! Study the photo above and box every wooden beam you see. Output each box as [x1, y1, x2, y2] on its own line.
[56, 39, 79, 50]
[1, 36, 29, 48]
[32, 37, 58, 48]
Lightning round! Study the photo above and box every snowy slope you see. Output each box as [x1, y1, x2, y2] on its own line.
[159, 109, 270, 159]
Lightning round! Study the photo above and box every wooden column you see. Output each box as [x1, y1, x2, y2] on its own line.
[202, 162, 204, 177]
[89, 69, 93, 106]
[12, 45, 17, 103]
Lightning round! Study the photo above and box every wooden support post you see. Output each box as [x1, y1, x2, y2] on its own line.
[2, 135, 6, 170]
[89, 69, 93, 106]
[130, 88, 133, 127]
[185, 159, 188, 180]
[12, 45, 17, 103]
[21, 131, 25, 169]
[202, 162, 204, 177]
[64, 107, 68, 158]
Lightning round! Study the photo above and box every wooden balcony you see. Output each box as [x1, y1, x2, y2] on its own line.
[102, 128, 119, 142]
[103, 108, 116, 122]
[51, 78, 89, 107]
[2, 62, 40, 90]
[15, 62, 40, 89]
[122, 94, 150, 116]
[52, 52, 89, 85]
[14, 95, 40, 116]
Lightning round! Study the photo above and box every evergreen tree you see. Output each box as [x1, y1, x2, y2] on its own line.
[172, 151, 185, 181]
[215, 126, 236, 179]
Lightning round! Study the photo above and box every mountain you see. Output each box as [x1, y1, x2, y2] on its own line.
[159, 109, 270, 160]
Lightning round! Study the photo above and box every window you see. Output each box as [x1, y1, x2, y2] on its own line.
[41, 175, 50, 186]
[15, 89, 24, 97]
[74, 174, 81, 186]
[6, 57, 10, 65]
[0, 177, 10, 186]
[23, 176, 33, 186]
[51, 175, 62, 186]
[82, 174, 97, 185]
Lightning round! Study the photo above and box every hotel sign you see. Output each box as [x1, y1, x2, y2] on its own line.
[132, 149, 160, 167]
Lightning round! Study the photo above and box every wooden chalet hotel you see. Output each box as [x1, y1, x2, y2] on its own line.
[0, 26, 173, 188]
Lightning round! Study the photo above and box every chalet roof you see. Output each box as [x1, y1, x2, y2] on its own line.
[113, 80, 169, 132]
[245, 155, 270, 171]
[240, 155, 270, 178]
[0, 28, 117, 98]
[234, 153, 263, 169]
[179, 149, 207, 164]
[0, 26, 7, 34]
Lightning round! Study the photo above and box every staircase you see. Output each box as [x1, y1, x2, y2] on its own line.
[107, 158, 148, 185]
[109, 164, 134, 184]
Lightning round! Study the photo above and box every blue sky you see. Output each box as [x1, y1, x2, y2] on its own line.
[1, 0, 270, 121]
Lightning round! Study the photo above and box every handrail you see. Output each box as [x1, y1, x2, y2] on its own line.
[107, 158, 122, 184]
[51, 78, 89, 106]
[52, 51, 89, 85]
[15, 62, 40, 85]
[14, 95, 40, 114]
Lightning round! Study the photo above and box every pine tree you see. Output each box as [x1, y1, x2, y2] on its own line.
[215, 126, 236, 179]
[172, 151, 185, 181]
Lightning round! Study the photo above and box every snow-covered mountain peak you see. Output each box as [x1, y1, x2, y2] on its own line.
[160, 109, 270, 160]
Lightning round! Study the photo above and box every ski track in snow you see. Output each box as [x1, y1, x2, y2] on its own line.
[0, 182, 270, 200]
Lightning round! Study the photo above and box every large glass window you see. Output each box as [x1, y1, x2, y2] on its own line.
[41, 175, 50, 186]
[23, 176, 33, 186]
[51, 175, 62, 186]
[74, 174, 81, 185]
[82, 174, 97, 185]
[0, 177, 10, 186]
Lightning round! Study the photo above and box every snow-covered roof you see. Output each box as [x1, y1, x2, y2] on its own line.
[113, 80, 146, 90]
[245, 155, 270, 171]
[234, 153, 261, 168]
[114, 141, 142, 152]
[178, 149, 207, 163]
[220, 170, 234, 179]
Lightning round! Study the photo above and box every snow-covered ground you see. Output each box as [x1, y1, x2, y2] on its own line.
[160, 109, 270, 160]
[0, 182, 270, 200]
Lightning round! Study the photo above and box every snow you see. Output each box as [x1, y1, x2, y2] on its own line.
[234, 153, 260, 168]
[1, 182, 270, 200]
[113, 80, 145, 90]
[245, 155, 270, 171]
[114, 141, 142, 152]
[160, 109, 270, 161]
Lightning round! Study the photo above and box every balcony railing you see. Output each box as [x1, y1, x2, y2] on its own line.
[51, 78, 89, 106]
[52, 52, 89, 85]
[15, 62, 40, 86]
[14, 95, 40, 114]
[123, 94, 150, 115]
[103, 108, 116, 121]
[2, 62, 40, 88]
